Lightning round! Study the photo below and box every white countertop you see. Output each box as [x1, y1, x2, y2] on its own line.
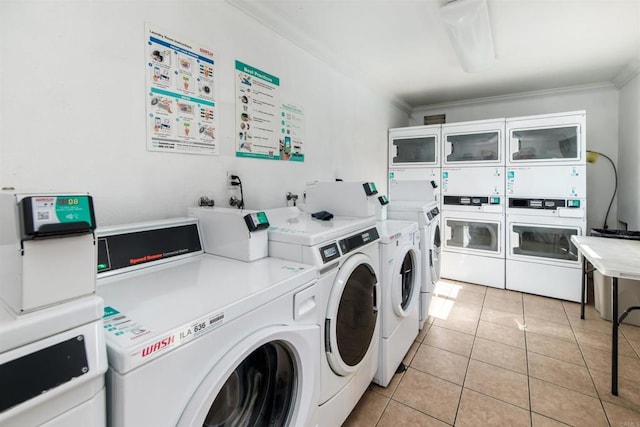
[571, 235, 640, 280]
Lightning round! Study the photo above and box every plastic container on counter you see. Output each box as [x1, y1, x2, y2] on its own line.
[590, 228, 640, 326]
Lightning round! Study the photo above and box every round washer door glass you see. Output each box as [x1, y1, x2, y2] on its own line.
[203, 341, 295, 427]
[336, 263, 378, 367]
[399, 251, 415, 310]
[431, 223, 441, 284]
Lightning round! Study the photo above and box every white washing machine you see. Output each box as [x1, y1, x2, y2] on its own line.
[387, 200, 441, 330]
[95, 218, 320, 427]
[264, 207, 380, 427]
[0, 296, 107, 427]
[373, 220, 421, 388]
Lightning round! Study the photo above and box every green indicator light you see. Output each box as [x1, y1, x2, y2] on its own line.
[492, 197, 500, 204]
[97, 264, 108, 270]
[370, 182, 377, 192]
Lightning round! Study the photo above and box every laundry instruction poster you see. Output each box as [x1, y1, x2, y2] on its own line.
[280, 103, 305, 162]
[235, 60, 281, 160]
[145, 24, 218, 155]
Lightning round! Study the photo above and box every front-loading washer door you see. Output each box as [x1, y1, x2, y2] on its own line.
[430, 222, 442, 285]
[178, 325, 319, 427]
[325, 253, 379, 377]
[391, 247, 420, 318]
[202, 342, 293, 426]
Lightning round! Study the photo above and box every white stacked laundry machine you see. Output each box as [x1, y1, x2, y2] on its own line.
[440, 119, 507, 288]
[303, 181, 423, 388]
[0, 191, 107, 427]
[388, 125, 441, 204]
[389, 110, 588, 302]
[386, 181, 441, 330]
[505, 111, 587, 301]
[263, 194, 382, 426]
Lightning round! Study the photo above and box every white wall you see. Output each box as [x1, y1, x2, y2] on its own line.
[410, 84, 619, 232]
[617, 74, 640, 230]
[0, 1, 408, 226]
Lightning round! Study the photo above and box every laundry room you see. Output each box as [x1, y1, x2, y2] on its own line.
[1, 0, 640, 426]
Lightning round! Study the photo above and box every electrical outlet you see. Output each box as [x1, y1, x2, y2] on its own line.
[226, 170, 237, 190]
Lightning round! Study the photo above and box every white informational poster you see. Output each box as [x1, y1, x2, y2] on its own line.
[235, 60, 281, 160]
[145, 24, 218, 155]
[279, 103, 305, 162]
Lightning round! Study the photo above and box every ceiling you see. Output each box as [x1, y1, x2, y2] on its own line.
[227, 0, 640, 111]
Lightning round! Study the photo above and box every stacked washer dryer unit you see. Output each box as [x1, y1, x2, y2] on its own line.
[388, 124, 442, 204]
[96, 214, 321, 427]
[0, 191, 107, 427]
[388, 125, 442, 330]
[303, 181, 422, 388]
[386, 183, 440, 331]
[440, 119, 507, 289]
[263, 205, 380, 426]
[505, 111, 587, 301]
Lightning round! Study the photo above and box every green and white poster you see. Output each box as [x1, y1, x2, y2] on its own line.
[279, 103, 305, 162]
[235, 60, 281, 160]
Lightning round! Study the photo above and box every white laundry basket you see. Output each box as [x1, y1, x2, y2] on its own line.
[593, 271, 640, 326]
[590, 228, 640, 326]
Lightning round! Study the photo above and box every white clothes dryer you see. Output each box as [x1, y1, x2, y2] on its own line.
[264, 207, 380, 427]
[0, 296, 107, 427]
[373, 220, 421, 387]
[95, 218, 320, 427]
[387, 201, 440, 330]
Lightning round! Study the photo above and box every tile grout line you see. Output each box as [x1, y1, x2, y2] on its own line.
[521, 293, 536, 427]
[450, 288, 487, 426]
[565, 301, 612, 426]
[564, 302, 613, 427]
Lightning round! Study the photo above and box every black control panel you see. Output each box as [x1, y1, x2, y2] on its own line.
[444, 196, 488, 206]
[508, 198, 580, 210]
[339, 227, 379, 255]
[97, 223, 202, 273]
[444, 196, 501, 206]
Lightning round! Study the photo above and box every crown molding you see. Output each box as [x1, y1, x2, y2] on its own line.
[612, 59, 640, 89]
[224, 0, 412, 114]
[411, 82, 617, 112]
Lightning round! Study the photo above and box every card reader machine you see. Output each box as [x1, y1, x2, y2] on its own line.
[0, 191, 97, 313]
[188, 207, 269, 262]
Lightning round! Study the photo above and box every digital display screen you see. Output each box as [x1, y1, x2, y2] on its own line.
[320, 243, 340, 263]
[324, 246, 337, 258]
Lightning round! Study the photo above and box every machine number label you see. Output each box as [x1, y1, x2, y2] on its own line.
[127, 311, 226, 369]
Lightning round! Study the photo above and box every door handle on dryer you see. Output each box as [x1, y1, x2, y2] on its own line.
[510, 230, 520, 250]
[372, 286, 378, 314]
[445, 140, 453, 158]
[510, 136, 520, 158]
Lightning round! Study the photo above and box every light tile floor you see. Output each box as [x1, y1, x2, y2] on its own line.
[343, 279, 640, 427]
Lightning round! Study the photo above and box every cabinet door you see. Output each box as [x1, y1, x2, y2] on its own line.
[389, 125, 440, 168]
[442, 119, 505, 166]
[506, 112, 585, 166]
